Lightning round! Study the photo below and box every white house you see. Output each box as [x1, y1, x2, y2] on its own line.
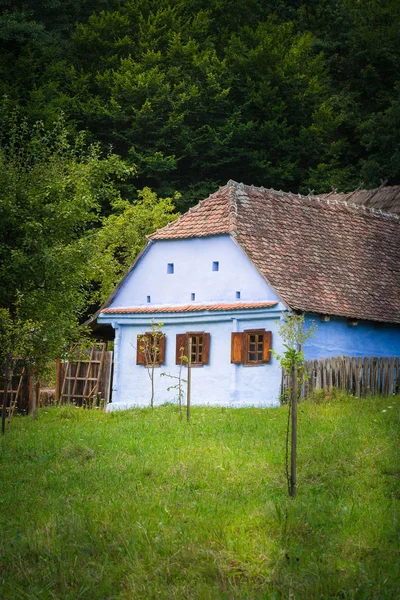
[92, 180, 400, 409]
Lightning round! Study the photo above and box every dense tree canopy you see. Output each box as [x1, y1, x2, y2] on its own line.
[1, 0, 400, 366]
[0, 107, 176, 371]
[1, 0, 399, 206]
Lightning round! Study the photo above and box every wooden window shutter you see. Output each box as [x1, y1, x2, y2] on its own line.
[136, 333, 149, 365]
[231, 332, 244, 364]
[158, 334, 166, 364]
[176, 333, 188, 365]
[202, 333, 211, 364]
[262, 331, 272, 363]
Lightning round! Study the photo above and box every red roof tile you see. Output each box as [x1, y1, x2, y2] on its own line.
[151, 181, 400, 324]
[102, 302, 278, 315]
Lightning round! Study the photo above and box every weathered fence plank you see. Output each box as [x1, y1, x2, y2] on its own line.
[282, 355, 400, 399]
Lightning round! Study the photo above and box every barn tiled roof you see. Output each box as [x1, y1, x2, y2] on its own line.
[102, 302, 277, 314]
[319, 184, 400, 215]
[152, 180, 400, 324]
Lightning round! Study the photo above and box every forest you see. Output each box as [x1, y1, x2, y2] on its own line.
[1, 0, 399, 371]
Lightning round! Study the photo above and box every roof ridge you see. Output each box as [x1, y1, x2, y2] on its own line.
[231, 181, 400, 222]
[311, 195, 400, 221]
[227, 179, 240, 235]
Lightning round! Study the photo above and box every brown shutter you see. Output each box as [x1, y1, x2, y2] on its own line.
[231, 332, 244, 364]
[202, 333, 210, 364]
[263, 331, 272, 363]
[136, 333, 147, 365]
[176, 333, 188, 365]
[158, 333, 166, 364]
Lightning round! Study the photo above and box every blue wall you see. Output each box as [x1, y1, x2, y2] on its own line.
[104, 307, 284, 409]
[304, 313, 400, 359]
[109, 235, 281, 308]
[100, 233, 400, 410]
[100, 234, 288, 408]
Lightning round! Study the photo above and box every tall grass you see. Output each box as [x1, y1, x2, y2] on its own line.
[0, 394, 399, 599]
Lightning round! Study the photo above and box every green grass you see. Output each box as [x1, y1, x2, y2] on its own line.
[0, 394, 399, 599]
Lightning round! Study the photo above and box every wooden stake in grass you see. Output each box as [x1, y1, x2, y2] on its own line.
[289, 364, 297, 497]
[187, 337, 192, 422]
[1, 355, 10, 435]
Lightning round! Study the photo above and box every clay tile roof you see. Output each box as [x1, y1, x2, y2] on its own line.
[319, 184, 400, 215]
[152, 180, 400, 324]
[102, 302, 277, 314]
[150, 182, 237, 239]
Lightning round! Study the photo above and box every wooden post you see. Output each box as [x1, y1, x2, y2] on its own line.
[187, 338, 192, 423]
[289, 364, 297, 497]
[29, 375, 38, 420]
[35, 380, 40, 411]
[1, 356, 10, 435]
[55, 358, 61, 403]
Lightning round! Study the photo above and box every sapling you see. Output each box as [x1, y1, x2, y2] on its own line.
[161, 345, 188, 420]
[135, 320, 165, 408]
[273, 313, 317, 497]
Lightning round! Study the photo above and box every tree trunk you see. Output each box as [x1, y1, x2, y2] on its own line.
[29, 375, 40, 420]
[150, 367, 154, 408]
[1, 355, 11, 435]
[289, 364, 298, 497]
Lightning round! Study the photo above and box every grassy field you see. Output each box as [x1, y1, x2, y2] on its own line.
[0, 394, 399, 599]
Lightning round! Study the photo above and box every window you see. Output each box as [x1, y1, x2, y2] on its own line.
[176, 332, 210, 366]
[212, 261, 219, 271]
[136, 332, 166, 366]
[236, 291, 241, 299]
[231, 330, 272, 365]
[167, 263, 174, 274]
[191, 292, 195, 301]
[246, 331, 264, 363]
[146, 295, 151, 303]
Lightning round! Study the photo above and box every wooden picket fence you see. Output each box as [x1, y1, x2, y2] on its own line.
[282, 355, 400, 398]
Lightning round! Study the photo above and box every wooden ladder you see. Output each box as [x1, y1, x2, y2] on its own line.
[0, 365, 25, 432]
[60, 344, 106, 405]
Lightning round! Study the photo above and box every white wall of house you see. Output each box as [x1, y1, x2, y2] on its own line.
[108, 309, 284, 409]
[99, 235, 287, 408]
[109, 235, 281, 308]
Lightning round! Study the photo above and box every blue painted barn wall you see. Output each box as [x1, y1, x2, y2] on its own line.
[101, 308, 284, 409]
[304, 313, 400, 359]
[109, 235, 281, 308]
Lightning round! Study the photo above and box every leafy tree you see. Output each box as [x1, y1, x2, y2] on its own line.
[295, 0, 400, 189]
[2, 0, 400, 201]
[359, 87, 400, 186]
[0, 106, 132, 385]
[89, 187, 179, 302]
[26, 3, 345, 205]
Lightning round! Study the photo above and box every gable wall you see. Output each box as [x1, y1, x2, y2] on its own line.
[109, 235, 281, 308]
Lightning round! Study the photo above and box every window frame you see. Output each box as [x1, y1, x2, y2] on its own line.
[188, 332, 205, 366]
[231, 329, 272, 366]
[243, 329, 265, 366]
[136, 331, 166, 367]
[176, 332, 210, 367]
